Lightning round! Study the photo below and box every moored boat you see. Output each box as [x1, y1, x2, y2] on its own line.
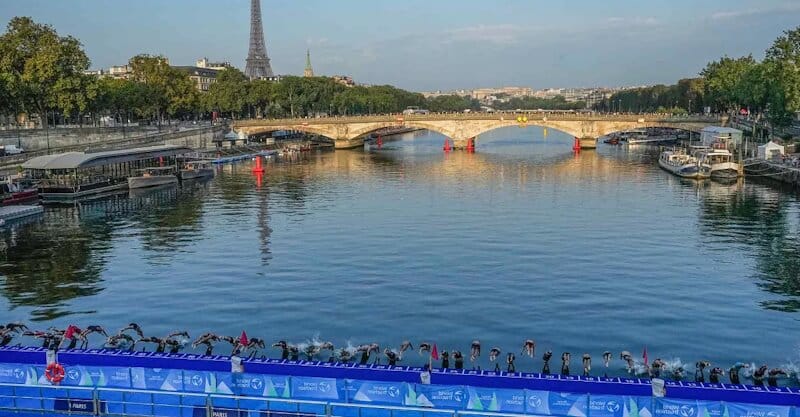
[1, 176, 38, 205]
[693, 146, 742, 181]
[179, 160, 214, 181]
[658, 150, 710, 179]
[128, 167, 179, 189]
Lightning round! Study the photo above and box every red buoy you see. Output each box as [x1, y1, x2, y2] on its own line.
[377, 135, 383, 148]
[466, 138, 475, 153]
[252, 155, 264, 173]
[443, 139, 451, 152]
[572, 137, 581, 153]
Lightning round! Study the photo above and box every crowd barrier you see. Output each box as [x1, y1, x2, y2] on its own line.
[0, 346, 797, 417]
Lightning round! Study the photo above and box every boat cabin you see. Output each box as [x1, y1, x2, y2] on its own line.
[22, 145, 190, 200]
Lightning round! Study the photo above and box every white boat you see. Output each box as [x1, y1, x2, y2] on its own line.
[179, 161, 214, 181]
[693, 146, 741, 180]
[128, 167, 178, 189]
[658, 150, 710, 179]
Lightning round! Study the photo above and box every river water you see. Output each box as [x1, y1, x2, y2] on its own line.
[1, 127, 799, 381]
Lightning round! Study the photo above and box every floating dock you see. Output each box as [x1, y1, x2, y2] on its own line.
[0, 347, 797, 417]
[0, 204, 43, 223]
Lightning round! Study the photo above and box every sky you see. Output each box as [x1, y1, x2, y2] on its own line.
[2, 0, 799, 92]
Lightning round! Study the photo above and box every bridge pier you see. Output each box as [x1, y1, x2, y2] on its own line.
[579, 137, 597, 149]
[334, 137, 365, 150]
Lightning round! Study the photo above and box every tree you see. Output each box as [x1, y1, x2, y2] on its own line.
[129, 54, 198, 122]
[247, 79, 274, 118]
[700, 55, 757, 112]
[426, 95, 480, 112]
[763, 26, 800, 127]
[205, 67, 248, 118]
[0, 17, 91, 126]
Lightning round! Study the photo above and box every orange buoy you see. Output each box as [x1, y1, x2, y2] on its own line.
[45, 362, 65, 385]
[467, 138, 475, 153]
[443, 139, 451, 152]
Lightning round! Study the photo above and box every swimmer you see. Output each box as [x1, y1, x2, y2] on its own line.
[79, 326, 108, 349]
[672, 366, 685, 381]
[418, 342, 431, 355]
[0, 328, 15, 347]
[119, 323, 144, 339]
[356, 343, 379, 365]
[193, 333, 221, 356]
[304, 344, 320, 361]
[561, 352, 571, 376]
[452, 350, 464, 370]
[507, 352, 516, 373]
[165, 339, 182, 354]
[2, 322, 28, 333]
[651, 358, 665, 379]
[288, 345, 300, 361]
[138, 337, 167, 353]
[602, 351, 612, 377]
[523, 340, 536, 358]
[441, 351, 450, 369]
[220, 336, 243, 356]
[489, 347, 501, 362]
[272, 340, 290, 360]
[709, 367, 724, 384]
[337, 348, 352, 363]
[384, 348, 400, 366]
[105, 333, 136, 351]
[470, 340, 481, 362]
[542, 351, 553, 375]
[695, 361, 710, 383]
[582, 354, 591, 376]
[753, 365, 768, 387]
[768, 368, 786, 387]
[60, 325, 85, 350]
[620, 351, 634, 373]
[728, 362, 749, 385]
[23, 330, 60, 350]
[399, 341, 414, 357]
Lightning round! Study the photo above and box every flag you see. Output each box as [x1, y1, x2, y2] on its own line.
[642, 346, 648, 366]
[239, 331, 248, 346]
[431, 344, 439, 361]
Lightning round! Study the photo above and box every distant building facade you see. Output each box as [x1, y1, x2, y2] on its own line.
[173, 66, 219, 92]
[332, 75, 355, 87]
[196, 57, 231, 71]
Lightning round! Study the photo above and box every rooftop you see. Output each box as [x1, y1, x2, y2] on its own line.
[22, 145, 192, 170]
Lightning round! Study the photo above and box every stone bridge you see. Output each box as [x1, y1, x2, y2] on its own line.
[233, 113, 727, 149]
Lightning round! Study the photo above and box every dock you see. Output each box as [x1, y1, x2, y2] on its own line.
[0, 204, 43, 223]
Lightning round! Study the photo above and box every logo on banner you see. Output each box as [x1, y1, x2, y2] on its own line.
[453, 390, 464, 402]
[67, 369, 80, 380]
[528, 395, 542, 408]
[387, 386, 400, 398]
[191, 375, 203, 386]
[250, 378, 264, 390]
[318, 381, 331, 393]
[13, 368, 24, 380]
[606, 401, 621, 413]
[766, 412, 780, 417]
[679, 405, 697, 417]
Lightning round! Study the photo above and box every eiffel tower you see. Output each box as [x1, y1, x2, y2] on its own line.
[245, 0, 274, 80]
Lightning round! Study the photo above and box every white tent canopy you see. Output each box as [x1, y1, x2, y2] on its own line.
[757, 141, 785, 160]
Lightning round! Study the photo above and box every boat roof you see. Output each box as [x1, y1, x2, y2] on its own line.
[22, 145, 191, 170]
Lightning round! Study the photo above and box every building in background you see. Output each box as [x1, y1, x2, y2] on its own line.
[332, 75, 355, 87]
[304, 50, 314, 77]
[196, 58, 231, 71]
[173, 66, 219, 92]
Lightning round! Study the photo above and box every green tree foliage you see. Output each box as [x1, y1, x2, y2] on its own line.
[700, 55, 757, 111]
[763, 27, 800, 127]
[493, 95, 586, 111]
[129, 54, 198, 122]
[426, 95, 481, 112]
[0, 16, 90, 124]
